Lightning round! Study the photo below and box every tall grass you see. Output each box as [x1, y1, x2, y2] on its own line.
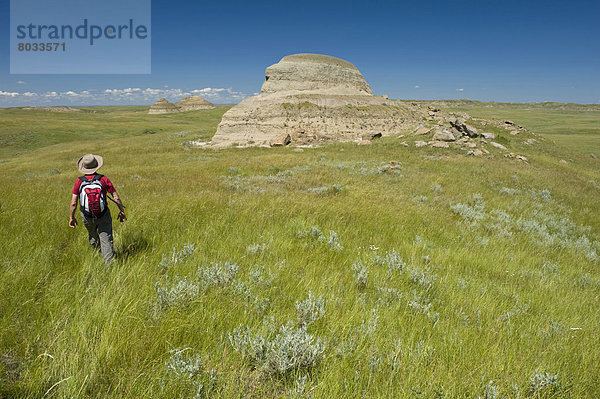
[0, 104, 599, 397]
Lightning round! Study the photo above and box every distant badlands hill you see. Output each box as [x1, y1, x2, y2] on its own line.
[148, 95, 215, 114]
[418, 99, 600, 111]
[19, 106, 86, 113]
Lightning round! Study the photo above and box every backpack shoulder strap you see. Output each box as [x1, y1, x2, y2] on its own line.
[79, 175, 89, 182]
[93, 174, 104, 181]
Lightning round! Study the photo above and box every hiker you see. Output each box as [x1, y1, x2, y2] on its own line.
[69, 154, 126, 265]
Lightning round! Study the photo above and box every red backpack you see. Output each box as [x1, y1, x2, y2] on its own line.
[78, 174, 107, 217]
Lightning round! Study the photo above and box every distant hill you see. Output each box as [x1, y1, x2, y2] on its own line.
[408, 99, 600, 111]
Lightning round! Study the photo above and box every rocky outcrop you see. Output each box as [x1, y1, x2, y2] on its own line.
[490, 142, 507, 150]
[148, 98, 180, 114]
[430, 141, 449, 148]
[212, 53, 426, 147]
[432, 130, 456, 142]
[505, 153, 529, 162]
[269, 134, 291, 147]
[450, 119, 479, 138]
[175, 95, 215, 111]
[415, 126, 431, 135]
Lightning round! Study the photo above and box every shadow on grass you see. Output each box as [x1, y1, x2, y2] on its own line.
[116, 230, 151, 260]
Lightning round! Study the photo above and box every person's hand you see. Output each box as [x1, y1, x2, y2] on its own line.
[69, 217, 77, 228]
[118, 211, 127, 222]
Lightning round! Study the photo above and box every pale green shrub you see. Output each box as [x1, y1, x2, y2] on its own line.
[159, 243, 195, 270]
[351, 259, 369, 289]
[296, 291, 326, 327]
[229, 322, 326, 375]
[528, 370, 560, 396]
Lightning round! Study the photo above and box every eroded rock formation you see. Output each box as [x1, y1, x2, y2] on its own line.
[208, 53, 535, 159]
[148, 98, 180, 114]
[148, 96, 215, 114]
[212, 53, 425, 147]
[175, 95, 215, 111]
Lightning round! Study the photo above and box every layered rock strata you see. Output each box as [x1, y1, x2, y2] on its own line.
[148, 98, 180, 114]
[212, 53, 424, 147]
[148, 96, 215, 114]
[175, 95, 215, 111]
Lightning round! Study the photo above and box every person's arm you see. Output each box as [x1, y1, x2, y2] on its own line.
[69, 194, 78, 228]
[111, 191, 127, 221]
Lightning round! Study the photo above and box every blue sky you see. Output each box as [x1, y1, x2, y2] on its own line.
[1, 0, 599, 106]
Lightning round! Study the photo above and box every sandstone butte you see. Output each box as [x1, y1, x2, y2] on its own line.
[148, 95, 215, 114]
[175, 95, 216, 111]
[148, 98, 180, 114]
[212, 53, 434, 147]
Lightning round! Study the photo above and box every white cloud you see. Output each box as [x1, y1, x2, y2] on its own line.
[190, 87, 246, 99]
[414, 85, 420, 89]
[0, 87, 250, 106]
[456, 88, 464, 92]
[16, 81, 26, 84]
[141, 88, 163, 95]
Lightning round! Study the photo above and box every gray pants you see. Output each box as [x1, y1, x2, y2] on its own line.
[82, 209, 114, 265]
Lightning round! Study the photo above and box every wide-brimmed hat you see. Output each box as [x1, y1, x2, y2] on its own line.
[77, 154, 103, 174]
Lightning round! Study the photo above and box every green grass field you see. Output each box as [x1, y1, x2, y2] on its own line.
[442, 101, 600, 154]
[0, 102, 599, 398]
[0, 106, 228, 160]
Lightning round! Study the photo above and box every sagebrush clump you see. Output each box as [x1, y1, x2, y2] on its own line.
[296, 291, 326, 327]
[229, 321, 326, 375]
